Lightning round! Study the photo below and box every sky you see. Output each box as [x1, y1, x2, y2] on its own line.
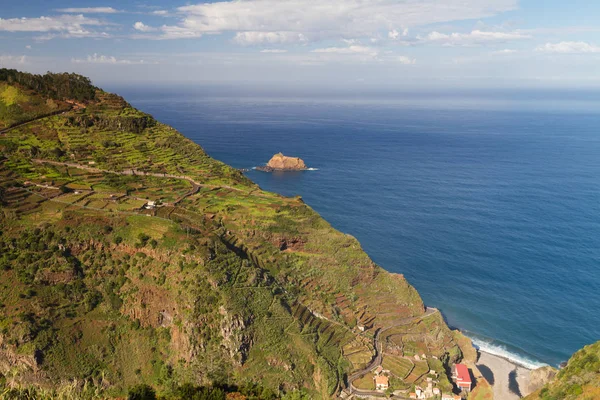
[1, 0, 600, 89]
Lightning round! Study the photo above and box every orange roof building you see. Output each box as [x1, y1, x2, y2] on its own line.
[375, 375, 389, 390]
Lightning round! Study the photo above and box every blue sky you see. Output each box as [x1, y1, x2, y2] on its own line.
[1, 0, 600, 88]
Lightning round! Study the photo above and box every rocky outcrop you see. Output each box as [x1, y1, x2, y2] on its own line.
[256, 153, 307, 171]
[528, 365, 558, 393]
[220, 308, 253, 366]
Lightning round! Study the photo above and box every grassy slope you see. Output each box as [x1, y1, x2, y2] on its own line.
[0, 82, 70, 130]
[0, 76, 467, 398]
[525, 341, 600, 400]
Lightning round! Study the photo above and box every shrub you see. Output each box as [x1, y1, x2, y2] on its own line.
[128, 384, 156, 400]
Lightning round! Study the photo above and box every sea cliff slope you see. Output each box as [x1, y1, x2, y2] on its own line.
[0, 70, 470, 398]
[525, 341, 600, 400]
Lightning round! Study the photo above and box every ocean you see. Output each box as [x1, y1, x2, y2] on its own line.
[114, 85, 600, 369]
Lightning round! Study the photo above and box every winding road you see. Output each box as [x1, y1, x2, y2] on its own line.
[347, 307, 439, 397]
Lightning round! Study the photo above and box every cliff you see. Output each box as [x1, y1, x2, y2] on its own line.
[0, 69, 470, 399]
[257, 153, 307, 171]
[525, 341, 600, 400]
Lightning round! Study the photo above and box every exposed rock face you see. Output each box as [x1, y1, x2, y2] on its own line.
[257, 153, 307, 171]
[528, 365, 558, 393]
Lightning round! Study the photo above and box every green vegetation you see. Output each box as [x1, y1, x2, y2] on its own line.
[0, 70, 470, 398]
[0, 68, 96, 101]
[526, 341, 600, 400]
[469, 378, 493, 400]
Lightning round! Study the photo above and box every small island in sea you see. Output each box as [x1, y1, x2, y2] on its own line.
[256, 152, 308, 172]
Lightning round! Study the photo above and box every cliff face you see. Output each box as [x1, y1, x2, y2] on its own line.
[525, 341, 600, 400]
[265, 153, 307, 170]
[0, 70, 469, 398]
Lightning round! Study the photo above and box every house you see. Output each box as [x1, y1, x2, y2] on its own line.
[374, 366, 383, 375]
[375, 375, 389, 390]
[409, 393, 417, 399]
[144, 200, 156, 210]
[433, 388, 440, 395]
[452, 363, 472, 392]
[441, 395, 461, 400]
[415, 387, 423, 398]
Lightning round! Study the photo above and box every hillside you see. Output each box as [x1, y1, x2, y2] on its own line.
[0, 70, 471, 399]
[525, 341, 600, 400]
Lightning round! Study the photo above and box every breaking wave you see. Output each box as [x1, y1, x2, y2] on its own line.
[468, 335, 549, 370]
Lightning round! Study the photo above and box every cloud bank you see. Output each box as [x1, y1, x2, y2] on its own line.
[56, 7, 119, 14]
[156, 0, 518, 42]
[535, 41, 600, 54]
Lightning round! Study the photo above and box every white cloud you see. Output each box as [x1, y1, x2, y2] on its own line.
[159, 25, 203, 39]
[260, 49, 288, 53]
[25, 45, 32, 50]
[152, 10, 169, 16]
[420, 30, 531, 46]
[156, 0, 518, 42]
[491, 48, 517, 55]
[71, 53, 151, 64]
[0, 15, 107, 39]
[134, 22, 156, 32]
[535, 41, 600, 54]
[312, 45, 378, 56]
[56, 7, 119, 14]
[0, 55, 27, 66]
[233, 31, 308, 45]
[396, 55, 416, 64]
[388, 28, 408, 40]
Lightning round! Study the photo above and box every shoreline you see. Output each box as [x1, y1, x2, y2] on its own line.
[477, 350, 533, 399]
[467, 334, 550, 370]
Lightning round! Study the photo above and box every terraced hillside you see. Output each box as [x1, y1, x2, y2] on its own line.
[0, 70, 472, 399]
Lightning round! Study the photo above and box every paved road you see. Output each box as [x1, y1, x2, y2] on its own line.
[348, 307, 439, 397]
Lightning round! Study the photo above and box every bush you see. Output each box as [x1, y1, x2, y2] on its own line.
[128, 384, 156, 400]
[84, 290, 103, 312]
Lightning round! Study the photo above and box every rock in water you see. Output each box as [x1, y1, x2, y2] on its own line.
[257, 153, 307, 171]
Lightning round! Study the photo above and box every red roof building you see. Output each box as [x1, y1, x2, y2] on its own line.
[452, 363, 472, 392]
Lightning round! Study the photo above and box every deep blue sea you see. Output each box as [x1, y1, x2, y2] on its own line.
[114, 86, 600, 369]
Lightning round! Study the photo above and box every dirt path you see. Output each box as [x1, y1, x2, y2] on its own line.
[31, 158, 254, 202]
[0, 107, 72, 134]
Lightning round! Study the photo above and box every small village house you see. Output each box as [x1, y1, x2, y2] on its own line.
[441, 394, 461, 400]
[375, 375, 389, 390]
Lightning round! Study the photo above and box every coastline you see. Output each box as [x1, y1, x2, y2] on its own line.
[477, 350, 532, 399]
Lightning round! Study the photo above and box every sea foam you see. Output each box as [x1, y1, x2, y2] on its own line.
[469, 336, 549, 370]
